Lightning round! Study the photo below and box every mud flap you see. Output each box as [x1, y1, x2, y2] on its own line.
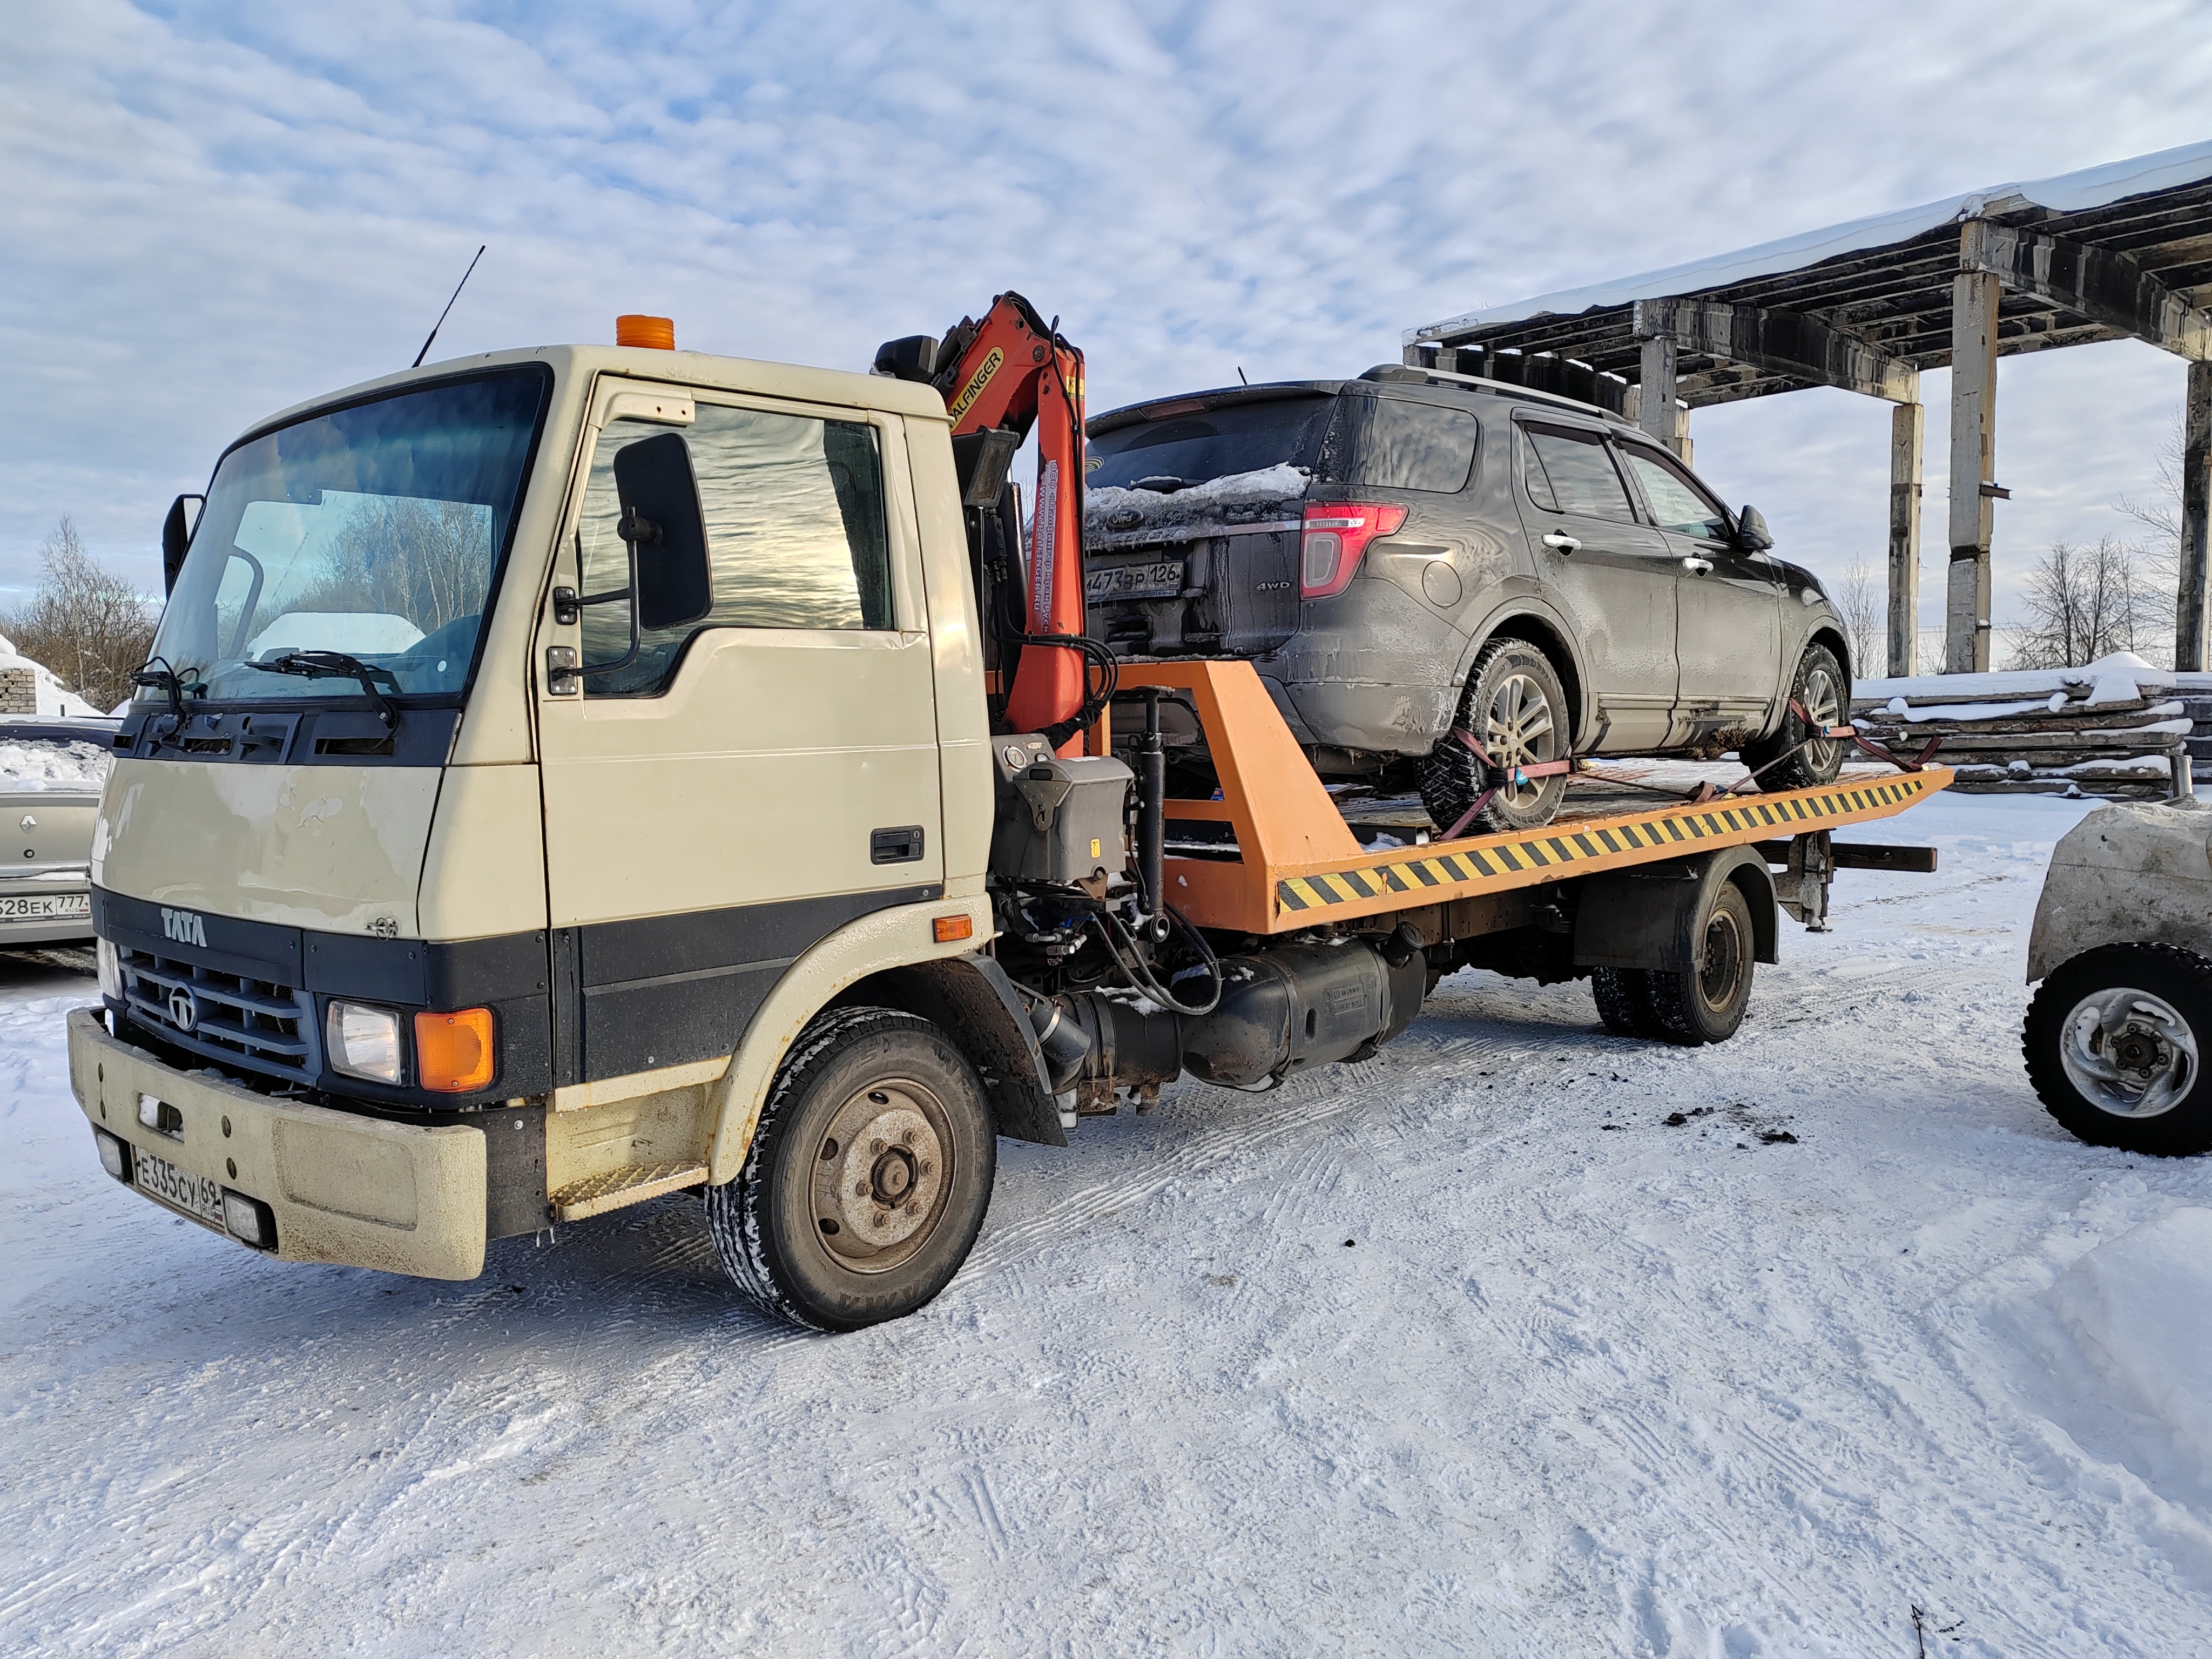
[1572, 847, 1778, 973]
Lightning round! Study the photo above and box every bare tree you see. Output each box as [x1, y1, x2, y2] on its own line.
[1835, 556, 1883, 680]
[2, 517, 157, 712]
[2007, 537, 2149, 670]
[2116, 421, 2183, 665]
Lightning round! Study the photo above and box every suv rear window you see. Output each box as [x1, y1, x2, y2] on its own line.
[1087, 395, 1336, 491]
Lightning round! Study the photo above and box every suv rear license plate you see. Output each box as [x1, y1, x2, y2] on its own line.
[0, 893, 89, 920]
[1085, 559, 1183, 602]
[134, 1143, 224, 1225]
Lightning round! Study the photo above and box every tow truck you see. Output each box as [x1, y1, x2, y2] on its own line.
[71, 298, 1950, 1328]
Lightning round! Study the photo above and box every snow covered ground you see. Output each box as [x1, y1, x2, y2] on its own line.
[5, 793, 2212, 1657]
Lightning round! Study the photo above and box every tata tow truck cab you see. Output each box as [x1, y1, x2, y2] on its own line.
[72, 306, 1948, 1328]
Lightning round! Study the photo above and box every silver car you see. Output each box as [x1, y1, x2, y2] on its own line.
[0, 719, 116, 944]
[1084, 366, 1851, 833]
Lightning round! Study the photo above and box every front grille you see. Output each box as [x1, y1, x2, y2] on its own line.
[118, 943, 318, 1079]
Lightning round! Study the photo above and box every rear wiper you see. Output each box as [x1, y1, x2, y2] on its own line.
[257, 651, 403, 729]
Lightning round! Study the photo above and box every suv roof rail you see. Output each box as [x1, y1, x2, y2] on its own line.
[1358, 363, 1635, 427]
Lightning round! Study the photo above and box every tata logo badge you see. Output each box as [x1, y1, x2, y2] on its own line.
[167, 986, 198, 1033]
[160, 908, 208, 948]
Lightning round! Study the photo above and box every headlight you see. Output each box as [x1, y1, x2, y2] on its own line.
[327, 1001, 404, 1084]
[96, 938, 123, 1000]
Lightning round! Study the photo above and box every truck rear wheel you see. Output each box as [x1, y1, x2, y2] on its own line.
[704, 1006, 996, 1330]
[1592, 967, 1664, 1038]
[1644, 881, 1756, 1046]
[1420, 638, 1571, 837]
[2024, 944, 2212, 1156]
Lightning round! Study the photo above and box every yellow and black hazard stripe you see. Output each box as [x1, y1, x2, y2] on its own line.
[1275, 774, 1937, 915]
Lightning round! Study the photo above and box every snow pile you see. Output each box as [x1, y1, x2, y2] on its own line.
[1085, 463, 1309, 547]
[1858, 652, 2177, 706]
[0, 632, 102, 719]
[2046, 1208, 2212, 1475]
[0, 739, 112, 792]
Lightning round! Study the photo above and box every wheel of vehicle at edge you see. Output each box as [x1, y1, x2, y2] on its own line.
[1643, 880, 1756, 1046]
[2022, 943, 2212, 1157]
[1742, 642, 1847, 792]
[704, 1006, 997, 1328]
[1419, 638, 1571, 837]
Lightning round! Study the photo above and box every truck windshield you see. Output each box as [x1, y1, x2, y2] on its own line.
[146, 367, 550, 707]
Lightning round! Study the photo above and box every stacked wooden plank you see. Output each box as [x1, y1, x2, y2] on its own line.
[1852, 673, 2193, 797]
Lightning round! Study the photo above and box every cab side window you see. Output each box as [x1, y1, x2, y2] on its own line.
[1521, 423, 1637, 523]
[1620, 446, 1731, 542]
[578, 403, 893, 696]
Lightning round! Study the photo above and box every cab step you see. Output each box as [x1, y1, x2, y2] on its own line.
[550, 1159, 708, 1222]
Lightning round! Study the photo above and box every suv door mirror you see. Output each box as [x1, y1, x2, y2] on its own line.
[613, 432, 713, 630]
[161, 494, 205, 596]
[1735, 504, 1774, 552]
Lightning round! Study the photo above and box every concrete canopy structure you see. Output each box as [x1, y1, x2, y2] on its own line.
[1405, 141, 2212, 677]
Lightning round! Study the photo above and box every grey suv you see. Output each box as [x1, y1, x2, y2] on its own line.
[1083, 365, 1850, 833]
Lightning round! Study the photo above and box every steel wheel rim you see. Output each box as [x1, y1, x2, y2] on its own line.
[1800, 663, 1843, 773]
[1481, 671, 1557, 807]
[1697, 907, 1744, 1013]
[2059, 987, 2197, 1117]
[808, 1075, 954, 1273]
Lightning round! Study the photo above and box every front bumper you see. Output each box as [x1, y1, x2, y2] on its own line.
[66, 1008, 489, 1280]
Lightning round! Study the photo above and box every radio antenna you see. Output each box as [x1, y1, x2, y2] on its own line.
[412, 245, 486, 368]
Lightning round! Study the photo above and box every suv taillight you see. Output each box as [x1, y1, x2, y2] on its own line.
[1300, 502, 1407, 599]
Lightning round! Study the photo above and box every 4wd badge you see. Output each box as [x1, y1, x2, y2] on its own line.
[160, 907, 208, 948]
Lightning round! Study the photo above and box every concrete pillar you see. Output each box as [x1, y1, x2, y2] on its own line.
[2177, 359, 2212, 671]
[1887, 397, 1924, 677]
[1946, 252, 2001, 673]
[1638, 335, 1691, 462]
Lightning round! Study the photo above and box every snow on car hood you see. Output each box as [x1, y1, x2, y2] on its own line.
[1083, 464, 1309, 550]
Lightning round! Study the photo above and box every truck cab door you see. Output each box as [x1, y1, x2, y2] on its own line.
[533, 379, 944, 1094]
[1511, 419, 1677, 751]
[1615, 442, 1782, 746]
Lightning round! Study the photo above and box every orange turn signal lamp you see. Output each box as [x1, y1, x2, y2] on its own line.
[415, 1007, 496, 1093]
[933, 914, 974, 944]
[616, 314, 676, 350]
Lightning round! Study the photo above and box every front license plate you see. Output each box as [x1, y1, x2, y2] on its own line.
[0, 892, 90, 920]
[1085, 559, 1184, 602]
[134, 1143, 224, 1226]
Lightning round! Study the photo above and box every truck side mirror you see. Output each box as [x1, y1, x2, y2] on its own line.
[612, 433, 712, 630]
[1736, 504, 1774, 552]
[162, 494, 205, 595]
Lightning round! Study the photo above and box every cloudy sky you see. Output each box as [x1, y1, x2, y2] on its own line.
[5, 1, 2209, 655]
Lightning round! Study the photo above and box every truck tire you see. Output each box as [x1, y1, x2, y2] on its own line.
[1420, 638, 1571, 837]
[1591, 967, 1665, 1039]
[2022, 943, 2212, 1156]
[1742, 642, 1847, 792]
[704, 1006, 996, 1330]
[1644, 881, 1756, 1046]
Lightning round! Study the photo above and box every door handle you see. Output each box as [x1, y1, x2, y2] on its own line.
[1541, 532, 1581, 554]
[871, 825, 926, 864]
[1681, 556, 1714, 574]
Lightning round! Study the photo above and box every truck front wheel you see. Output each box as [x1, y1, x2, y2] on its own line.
[2024, 944, 2212, 1156]
[705, 1006, 996, 1329]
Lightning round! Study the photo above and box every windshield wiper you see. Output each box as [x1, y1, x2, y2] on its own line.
[256, 651, 403, 729]
[131, 656, 206, 728]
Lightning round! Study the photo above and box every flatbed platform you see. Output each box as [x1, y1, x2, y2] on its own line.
[1117, 661, 1952, 935]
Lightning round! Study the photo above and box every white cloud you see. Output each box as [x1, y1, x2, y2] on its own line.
[3, 0, 2207, 653]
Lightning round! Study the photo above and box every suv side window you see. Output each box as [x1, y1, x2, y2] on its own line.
[578, 402, 894, 696]
[1521, 423, 1637, 523]
[1619, 445, 1731, 542]
[1350, 397, 1479, 493]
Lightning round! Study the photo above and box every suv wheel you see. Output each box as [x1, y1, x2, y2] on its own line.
[1743, 642, 1847, 791]
[1419, 638, 1571, 837]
